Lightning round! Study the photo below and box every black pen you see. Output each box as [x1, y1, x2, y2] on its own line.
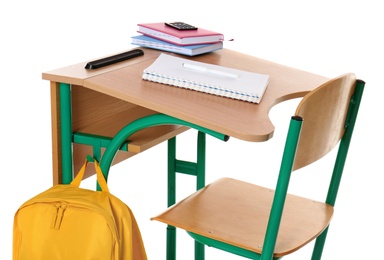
[85, 49, 144, 69]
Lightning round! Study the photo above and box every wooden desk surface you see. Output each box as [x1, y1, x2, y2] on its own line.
[43, 48, 328, 142]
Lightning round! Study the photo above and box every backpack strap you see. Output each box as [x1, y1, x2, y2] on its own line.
[70, 158, 110, 193]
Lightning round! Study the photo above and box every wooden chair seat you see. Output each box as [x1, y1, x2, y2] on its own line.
[152, 177, 333, 257]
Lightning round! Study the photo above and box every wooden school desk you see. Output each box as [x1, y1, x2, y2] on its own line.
[42, 48, 328, 259]
[42, 48, 328, 184]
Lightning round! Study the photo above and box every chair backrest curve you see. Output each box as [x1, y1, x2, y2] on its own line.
[292, 73, 356, 171]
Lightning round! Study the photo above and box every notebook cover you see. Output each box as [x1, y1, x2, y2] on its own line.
[138, 23, 223, 39]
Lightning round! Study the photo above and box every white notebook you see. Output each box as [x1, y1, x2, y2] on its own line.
[142, 53, 269, 103]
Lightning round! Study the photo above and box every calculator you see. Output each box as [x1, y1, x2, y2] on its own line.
[165, 22, 198, 30]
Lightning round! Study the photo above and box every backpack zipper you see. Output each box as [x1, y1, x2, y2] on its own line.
[51, 203, 67, 230]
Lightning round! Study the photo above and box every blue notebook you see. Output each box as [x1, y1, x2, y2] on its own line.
[131, 35, 223, 56]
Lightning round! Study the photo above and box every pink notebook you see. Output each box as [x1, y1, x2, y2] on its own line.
[137, 23, 224, 46]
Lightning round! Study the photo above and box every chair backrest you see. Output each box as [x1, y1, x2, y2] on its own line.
[262, 73, 364, 258]
[293, 73, 360, 171]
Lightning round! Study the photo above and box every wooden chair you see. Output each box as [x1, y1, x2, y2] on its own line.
[151, 73, 365, 260]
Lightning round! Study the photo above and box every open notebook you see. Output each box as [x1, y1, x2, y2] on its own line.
[142, 53, 269, 103]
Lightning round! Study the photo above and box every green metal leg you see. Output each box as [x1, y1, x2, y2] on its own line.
[59, 83, 73, 184]
[196, 131, 206, 190]
[166, 131, 208, 260]
[195, 131, 206, 260]
[311, 227, 329, 260]
[260, 116, 302, 260]
[167, 137, 177, 260]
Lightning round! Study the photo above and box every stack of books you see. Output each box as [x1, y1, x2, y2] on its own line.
[131, 22, 224, 56]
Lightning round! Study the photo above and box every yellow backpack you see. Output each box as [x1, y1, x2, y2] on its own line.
[13, 159, 147, 260]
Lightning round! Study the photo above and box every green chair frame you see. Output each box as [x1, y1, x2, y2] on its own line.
[151, 75, 365, 260]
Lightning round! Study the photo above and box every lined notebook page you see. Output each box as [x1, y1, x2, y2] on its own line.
[142, 54, 269, 103]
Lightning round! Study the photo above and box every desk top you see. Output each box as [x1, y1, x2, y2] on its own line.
[43, 48, 328, 142]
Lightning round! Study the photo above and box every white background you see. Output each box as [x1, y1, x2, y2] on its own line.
[1, 0, 382, 259]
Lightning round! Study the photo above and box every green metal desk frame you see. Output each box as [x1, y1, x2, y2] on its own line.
[58, 82, 229, 260]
